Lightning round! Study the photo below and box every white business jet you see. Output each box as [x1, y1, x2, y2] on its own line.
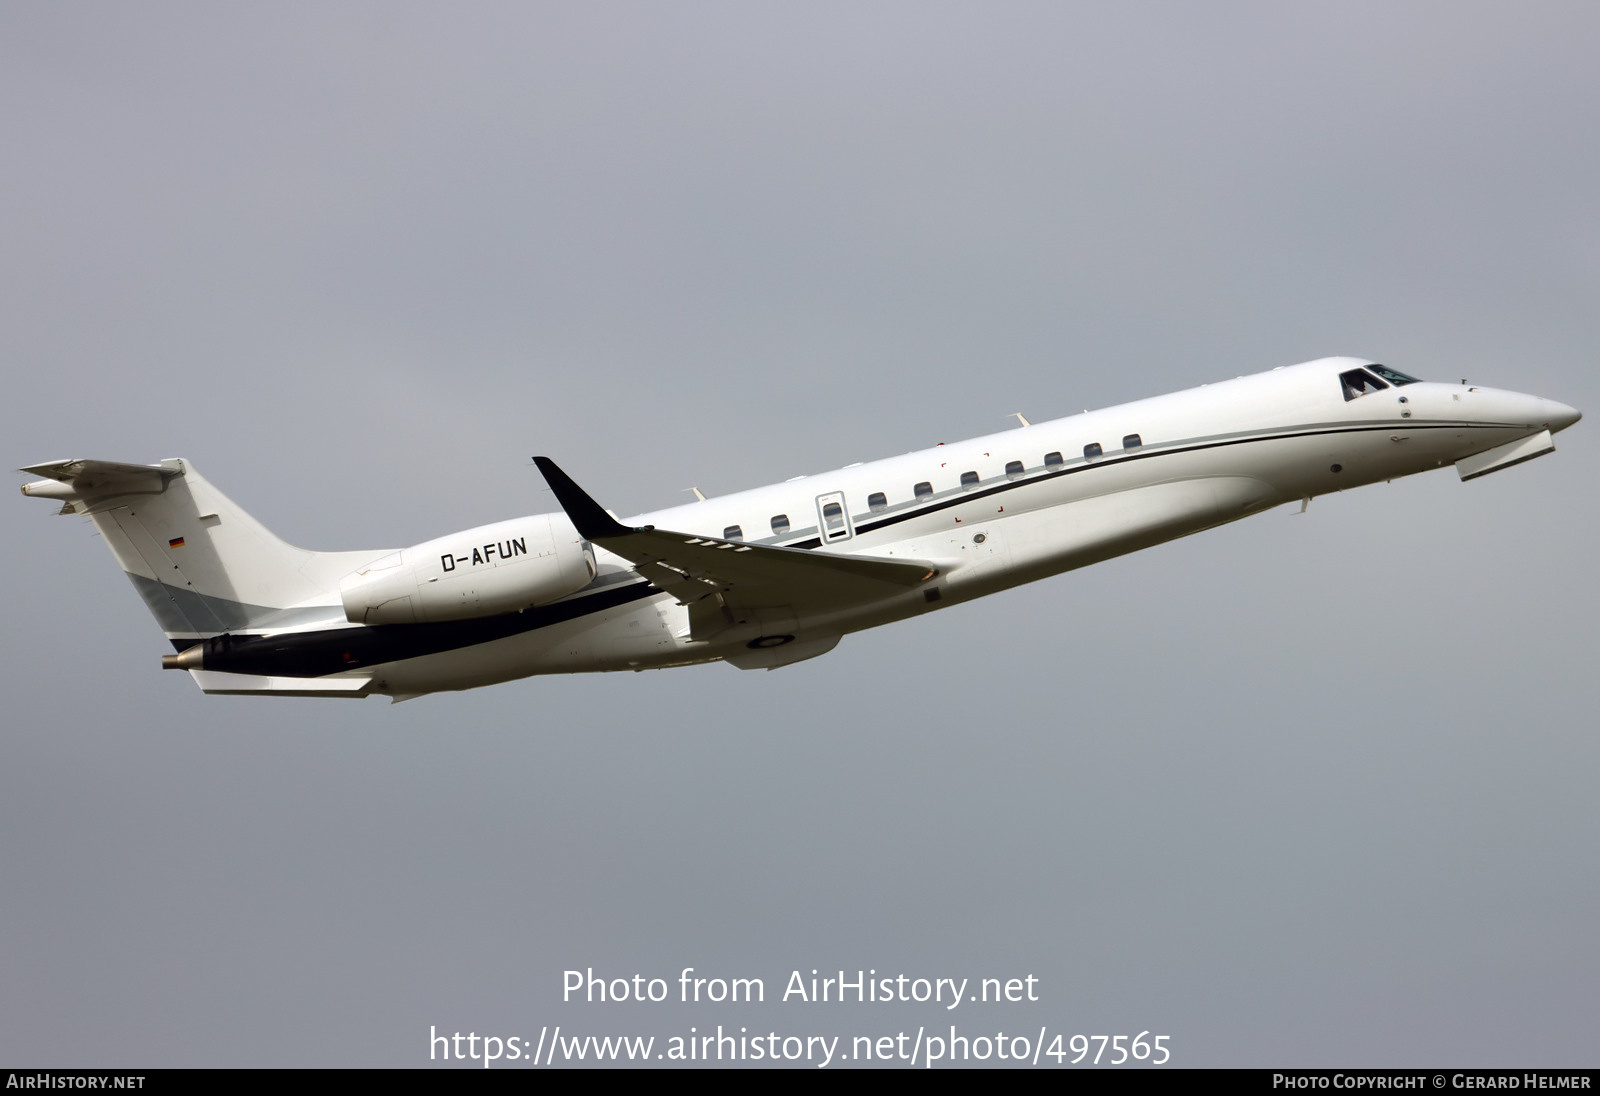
[20, 358, 1579, 700]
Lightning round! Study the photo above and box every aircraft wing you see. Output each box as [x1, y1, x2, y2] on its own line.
[533, 457, 938, 618]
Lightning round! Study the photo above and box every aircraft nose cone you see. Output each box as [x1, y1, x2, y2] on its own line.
[1545, 399, 1582, 433]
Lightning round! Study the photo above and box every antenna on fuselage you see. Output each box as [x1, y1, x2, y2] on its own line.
[686, 487, 707, 502]
[1011, 412, 1031, 427]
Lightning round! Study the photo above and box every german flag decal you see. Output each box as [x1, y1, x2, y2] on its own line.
[168, 537, 185, 549]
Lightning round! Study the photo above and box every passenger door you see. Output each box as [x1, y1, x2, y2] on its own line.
[814, 491, 853, 544]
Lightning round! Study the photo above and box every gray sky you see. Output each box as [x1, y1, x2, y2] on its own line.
[3, 1, 1596, 1068]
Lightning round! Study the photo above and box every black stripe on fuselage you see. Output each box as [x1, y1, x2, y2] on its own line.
[786, 419, 1515, 547]
[205, 418, 1514, 676]
[187, 580, 659, 678]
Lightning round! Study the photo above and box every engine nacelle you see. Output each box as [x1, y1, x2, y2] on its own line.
[340, 514, 596, 625]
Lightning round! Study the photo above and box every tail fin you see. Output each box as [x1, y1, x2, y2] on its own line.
[20, 458, 387, 645]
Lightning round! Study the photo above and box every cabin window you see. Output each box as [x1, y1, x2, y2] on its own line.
[1044, 451, 1063, 469]
[723, 525, 743, 541]
[821, 501, 845, 535]
[1122, 434, 1142, 449]
[1083, 442, 1102, 459]
[1367, 364, 1420, 387]
[1340, 368, 1389, 401]
[868, 491, 887, 512]
[960, 470, 980, 489]
[770, 514, 790, 535]
[1005, 460, 1025, 480]
[914, 481, 933, 501]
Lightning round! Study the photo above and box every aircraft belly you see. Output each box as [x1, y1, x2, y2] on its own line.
[995, 474, 1283, 587]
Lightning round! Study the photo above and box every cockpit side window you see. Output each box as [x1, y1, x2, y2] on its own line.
[1368, 364, 1421, 386]
[1340, 368, 1390, 401]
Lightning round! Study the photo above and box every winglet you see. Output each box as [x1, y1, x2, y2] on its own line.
[532, 456, 632, 540]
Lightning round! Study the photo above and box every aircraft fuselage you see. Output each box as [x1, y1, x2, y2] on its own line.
[343, 358, 1577, 695]
[20, 357, 1580, 699]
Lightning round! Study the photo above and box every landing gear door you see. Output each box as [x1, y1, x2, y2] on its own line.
[815, 491, 853, 543]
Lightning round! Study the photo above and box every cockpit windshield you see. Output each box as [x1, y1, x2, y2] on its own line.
[1340, 368, 1389, 401]
[1367, 364, 1421, 386]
